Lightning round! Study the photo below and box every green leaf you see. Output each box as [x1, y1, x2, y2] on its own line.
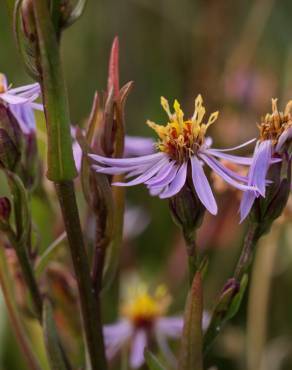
[35, 231, 67, 278]
[144, 349, 166, 370]
[178, 271, 203, 370]
[43, 299, 70, 370]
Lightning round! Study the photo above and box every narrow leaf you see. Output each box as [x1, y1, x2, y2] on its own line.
[35, 231, 67, 278]
[144, 349, 166, 370]
[178, 271, 203, 370]
[43, 299, 69, 370]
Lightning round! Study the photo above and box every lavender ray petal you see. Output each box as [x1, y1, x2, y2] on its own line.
[89, 151, 165, 166]
[191, 156, 218, 215]
[30, 102, 44, 111]
[149, 185, 166, 196]
[0, 92, 32, 105]
[200, 154, 256, 191]
[148, 163, 178, 189]
[248, 140, 272, 196]
[159, 162, 188, 198]
[146, 160, 176, 185]
[276, 127, 292, 153]
[113, 158, 169, 186]
[239, 190, 257, 223]
[124, 135, 156, 156]
[205, 149, 254, 165]
[129, 330, 147, 369]
[125, 163, 153, 178]
[8, 83, 40, 94]
[155, 316, 183, 338]
[210, 138, 256, 152]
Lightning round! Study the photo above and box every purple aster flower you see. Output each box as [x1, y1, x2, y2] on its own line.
[103, 280, 209, 368]
[90, 95, 256, 215]
[240, 98, 292, 222]
[0, 73, 43, 134]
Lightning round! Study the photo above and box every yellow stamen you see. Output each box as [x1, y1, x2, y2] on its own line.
[259, 98, 292, 144]
[121, 283, 171, 325]
[147, 94, 219, 161]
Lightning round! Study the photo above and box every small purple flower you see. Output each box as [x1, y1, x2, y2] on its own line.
[103, 281, 209, 368]
[90, 95, 256, 215]
[240, 98, 292, 221]
[0, 73, 43, 134]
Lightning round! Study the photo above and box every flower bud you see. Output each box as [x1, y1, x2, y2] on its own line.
[249, 158, 291, 236]
[169, 181, 205, 243]
[0, 128, 20, 171]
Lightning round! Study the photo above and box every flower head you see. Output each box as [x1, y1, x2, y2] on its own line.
[104, 281, 181, 368]
[0, 73, 43, 134]
[104, 279, 209, 368]
[240, 98, 292, 222]
[90, 95, 256, 215]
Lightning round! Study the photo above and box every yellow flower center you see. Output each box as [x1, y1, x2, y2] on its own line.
[121, 284, 171, 328]
[259, 98, 292, 144]
[147, 95, 219, 162]
[0, 74, 6, 94]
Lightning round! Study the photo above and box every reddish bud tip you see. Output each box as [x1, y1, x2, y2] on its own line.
[107, 36, 120, 97]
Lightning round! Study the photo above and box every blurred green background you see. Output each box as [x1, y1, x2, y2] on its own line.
[1, 0, 292, 369]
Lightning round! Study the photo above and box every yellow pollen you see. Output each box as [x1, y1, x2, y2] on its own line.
[121, 283, 171, 325]
[259, 98, 292, 144]
[147, 94, 219, 162]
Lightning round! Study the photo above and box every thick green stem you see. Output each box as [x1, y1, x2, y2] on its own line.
[56, 181, 107, 370]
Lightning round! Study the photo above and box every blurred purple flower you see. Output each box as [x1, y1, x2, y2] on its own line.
[90, 95, 256, 215]
[240, 99, 292, 221]
[103, 281, 209, 368]
[0, 74, 43, 134]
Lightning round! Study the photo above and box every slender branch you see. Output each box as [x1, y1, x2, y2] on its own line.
[6, 229, 43, 320]
[234, 222, 260, 281]
[0, 247, 42, 370]
[56, 182, 107, 370]
[92, 218, 107, 295]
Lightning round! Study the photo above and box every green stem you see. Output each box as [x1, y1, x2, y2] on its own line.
[184, 231, 199, 285]
[6, 229, 43, 320]
[234, 222, 260, 281]
[56, 181, 107, 370]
